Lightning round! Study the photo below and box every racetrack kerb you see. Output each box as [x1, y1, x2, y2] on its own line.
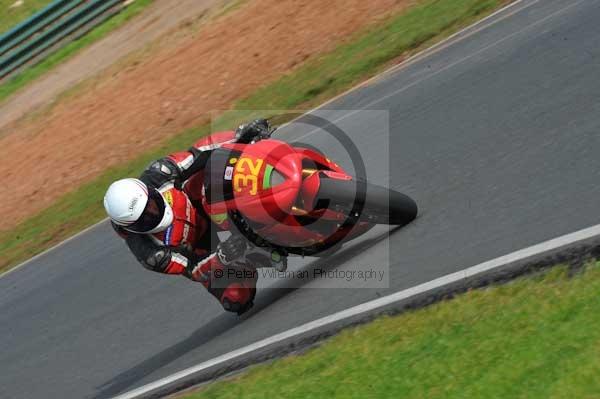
[180, 261, 600, 399]
[119, 225, 600, 398]
[4, 1, 599, 398]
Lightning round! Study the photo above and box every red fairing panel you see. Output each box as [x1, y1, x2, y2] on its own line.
[193, 131, 236, 150]
[300, 171, 320, 211]
[168, 151, 196, 171]
[204, 139, 303, 225]
[293, 147, 347, 174]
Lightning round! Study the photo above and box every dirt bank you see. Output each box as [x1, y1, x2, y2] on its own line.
[0, 0, 409, 230]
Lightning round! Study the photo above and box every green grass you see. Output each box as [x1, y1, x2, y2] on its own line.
[0, 0, 510, 271]
[181, 263, 600, 399]
[237, 0, 505, 110]
[0, 0, 52, 33]
[0, 0, 155, 103]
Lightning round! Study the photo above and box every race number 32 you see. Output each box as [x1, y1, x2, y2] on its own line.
[233, 157, 263, 195]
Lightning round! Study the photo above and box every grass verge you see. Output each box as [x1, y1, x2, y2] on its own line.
[0, 0, 155, 103]
[0, 0, 511, 272]
[0, 0, 51, 33]
[180, 262, 600, 399]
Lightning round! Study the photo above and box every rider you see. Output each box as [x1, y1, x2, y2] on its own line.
[103, 119, 272, 315]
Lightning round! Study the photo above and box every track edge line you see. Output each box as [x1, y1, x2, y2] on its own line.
[113, 222, 600, 399]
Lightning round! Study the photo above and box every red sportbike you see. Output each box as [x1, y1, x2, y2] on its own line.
[195, 129, 417, 267]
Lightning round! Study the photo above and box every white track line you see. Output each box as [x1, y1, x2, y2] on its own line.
[1, 0, 535, 279]
[2, 0, 581, 397]
[114, 222, 600, 399]
[280, 0, 535, 125]
[114, 1, 587, 397]
[289, 0, 585, 143]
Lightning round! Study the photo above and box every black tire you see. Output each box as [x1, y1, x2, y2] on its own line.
[315, 177, 417, 226]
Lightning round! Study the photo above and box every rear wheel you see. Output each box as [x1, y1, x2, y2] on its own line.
[315, 177, 417, 226]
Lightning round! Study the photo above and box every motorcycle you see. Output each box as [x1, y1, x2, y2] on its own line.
[186, 127, 417, 271]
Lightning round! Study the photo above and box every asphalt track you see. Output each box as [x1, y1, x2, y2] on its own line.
[2, 0, 600, 397]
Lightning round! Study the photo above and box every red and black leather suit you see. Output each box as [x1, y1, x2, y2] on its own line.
[111, 134, 257, 315]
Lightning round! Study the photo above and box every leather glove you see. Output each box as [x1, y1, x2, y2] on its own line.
[216, 235, 248, 265]
[235, 118, 271, 144]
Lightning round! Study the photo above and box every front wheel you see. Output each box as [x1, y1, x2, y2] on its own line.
[315, 177, 418, 226]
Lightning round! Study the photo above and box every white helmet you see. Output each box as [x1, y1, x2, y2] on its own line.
[103, 178, 173, 233]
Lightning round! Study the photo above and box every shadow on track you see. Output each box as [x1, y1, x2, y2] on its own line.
[93, 313, 240, 399]
[94, 226, 401, 398]
[250, 226, 400, 313]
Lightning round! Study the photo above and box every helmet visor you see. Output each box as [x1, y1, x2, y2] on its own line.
[127, 189, 166, 233]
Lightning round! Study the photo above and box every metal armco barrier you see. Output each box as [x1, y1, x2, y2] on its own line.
[0, 0, 127, 80]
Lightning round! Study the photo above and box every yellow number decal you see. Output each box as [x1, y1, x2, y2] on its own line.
[233, 157, 264, 195]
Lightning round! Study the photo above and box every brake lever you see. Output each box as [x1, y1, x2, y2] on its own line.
[266, 126, 278, 138]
